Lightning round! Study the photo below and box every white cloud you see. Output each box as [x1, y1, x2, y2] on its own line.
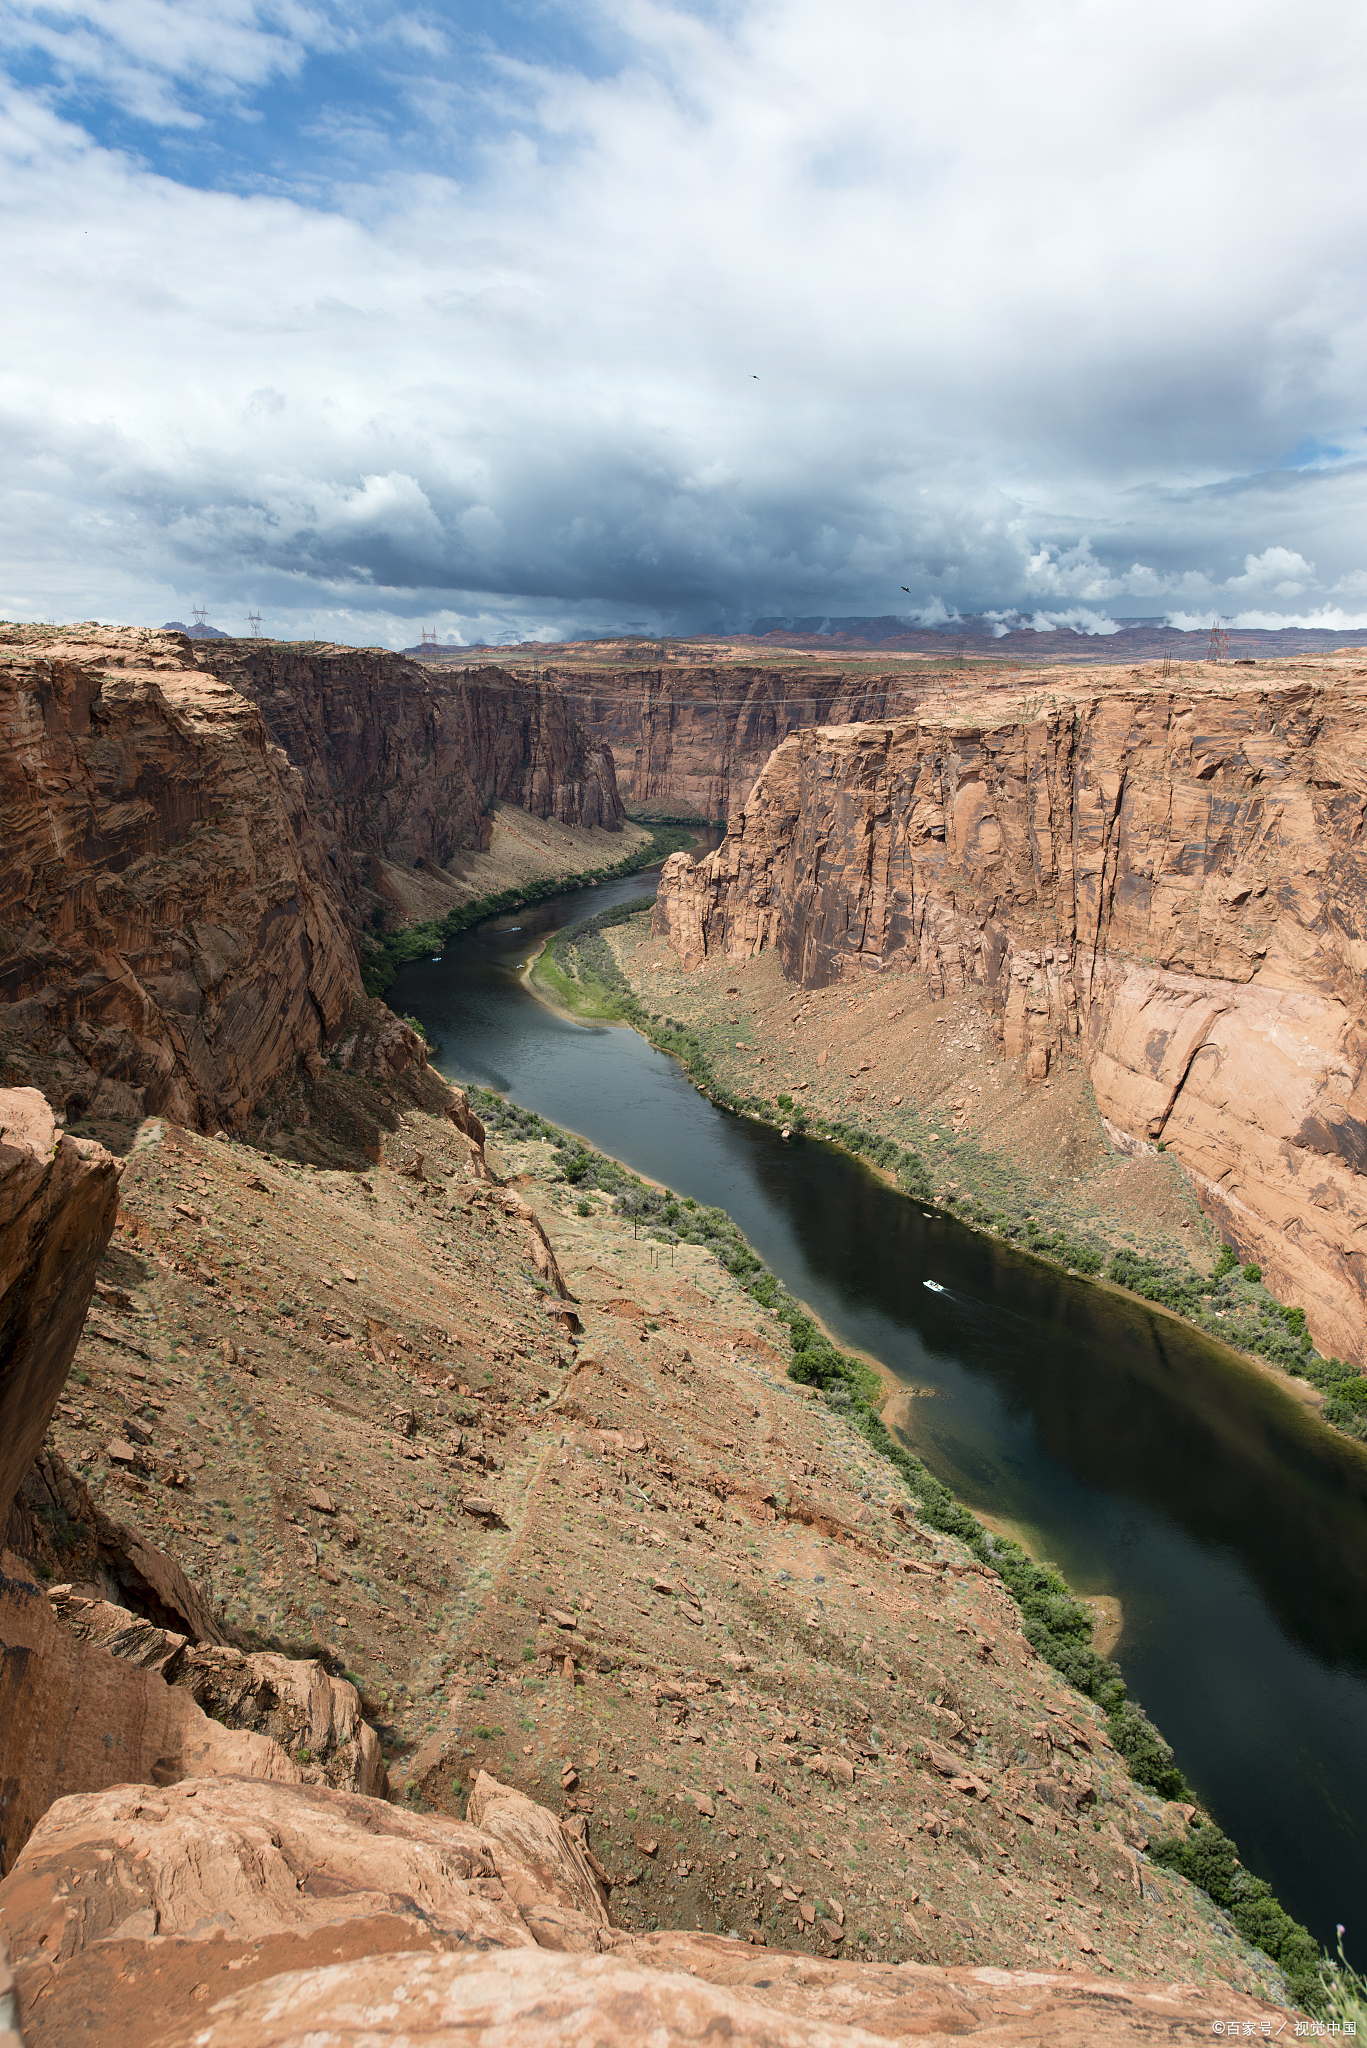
[984, 608, 1122, 637]
[3, 0, 1367, 637]
[0, 0, 326, 125]
[1223, 546, 1316, 597]
[1167, 605, 1367, 633]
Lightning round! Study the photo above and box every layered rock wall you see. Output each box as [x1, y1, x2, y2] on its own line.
[0, 629, 361, 1133]
[653, 678, 1367, 1361]
[206, 645, 624, 896]
[525, 663, 932, 819]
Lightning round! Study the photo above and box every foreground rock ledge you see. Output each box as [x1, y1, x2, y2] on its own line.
[0, 1773, 1281, 2048]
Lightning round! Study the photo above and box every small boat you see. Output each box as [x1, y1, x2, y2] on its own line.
[430, 956, 442, 962]
[922, 1279, 946, 1294]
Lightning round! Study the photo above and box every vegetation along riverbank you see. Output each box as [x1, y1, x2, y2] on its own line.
[531, 903, 1367, 1447]
[360, 821, 698, 999]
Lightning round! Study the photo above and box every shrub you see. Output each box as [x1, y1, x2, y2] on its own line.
[1148, 1820, 1321, 2009]
[1107, 1704, 1188, 1798]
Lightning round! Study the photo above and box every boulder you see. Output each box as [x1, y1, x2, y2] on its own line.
[49, 1586, 384, 1795]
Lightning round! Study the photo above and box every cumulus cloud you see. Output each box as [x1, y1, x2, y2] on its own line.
[3, 0, 1367, 641]
[1223, 547, 1316, 597]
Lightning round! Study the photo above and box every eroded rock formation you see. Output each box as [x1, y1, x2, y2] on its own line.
[0, 629, 361, 1135]
[654, 674, 1367, 1361]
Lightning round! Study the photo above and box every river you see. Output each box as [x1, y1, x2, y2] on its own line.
[390, 865, 1367, 1953]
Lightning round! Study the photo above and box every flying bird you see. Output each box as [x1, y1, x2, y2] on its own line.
[901, 586, 910, 592]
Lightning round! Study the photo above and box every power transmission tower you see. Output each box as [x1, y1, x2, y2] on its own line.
[191, 605, 208, 630]
[421, 626, 438, 650]
[247, 611, 263, 638]
[1206, 617, 1228, 665]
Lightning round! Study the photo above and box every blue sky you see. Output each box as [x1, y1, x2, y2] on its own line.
[3, 0, 1367, 645]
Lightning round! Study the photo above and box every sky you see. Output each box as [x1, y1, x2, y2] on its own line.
[3, 0, 1367, 647]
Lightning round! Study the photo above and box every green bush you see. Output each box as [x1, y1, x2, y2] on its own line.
[1148, 1820, 1321, 2008]
[1108, 1704, 1188, 1798]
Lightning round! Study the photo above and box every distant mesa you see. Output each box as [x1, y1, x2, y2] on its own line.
[163, 618, 230, 639]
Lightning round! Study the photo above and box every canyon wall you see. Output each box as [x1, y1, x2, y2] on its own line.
[0, 629, 622, 1135]
[508, 662, 933, 819]
[206, 644, 624, 897]
[654, 674, 1367, 1363]
[0, 629, 361, 1135]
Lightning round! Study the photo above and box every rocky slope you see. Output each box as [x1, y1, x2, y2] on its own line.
[10, 1089, 1291, 2002]
[0, 1042, 1301, 2039]
[653, 662, 1367, 1365]
[490, 662, 936, 820]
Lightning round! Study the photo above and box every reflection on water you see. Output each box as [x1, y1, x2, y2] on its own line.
[390, 866, 1367, 1950]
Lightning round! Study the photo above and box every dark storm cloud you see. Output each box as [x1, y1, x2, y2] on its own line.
[4, 0, 1367, 643]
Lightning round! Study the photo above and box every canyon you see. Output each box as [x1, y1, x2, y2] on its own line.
[0, 625, 1341, 2041]
[202, 640, 623, 909]
[652, 661, 1367, 1367]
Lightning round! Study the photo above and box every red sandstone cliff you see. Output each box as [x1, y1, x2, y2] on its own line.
[654, 670, 1367, 1363]
[204, 645, 624, 898]
[0, 629, 360, 1135]
[486, 662, 934, 819]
